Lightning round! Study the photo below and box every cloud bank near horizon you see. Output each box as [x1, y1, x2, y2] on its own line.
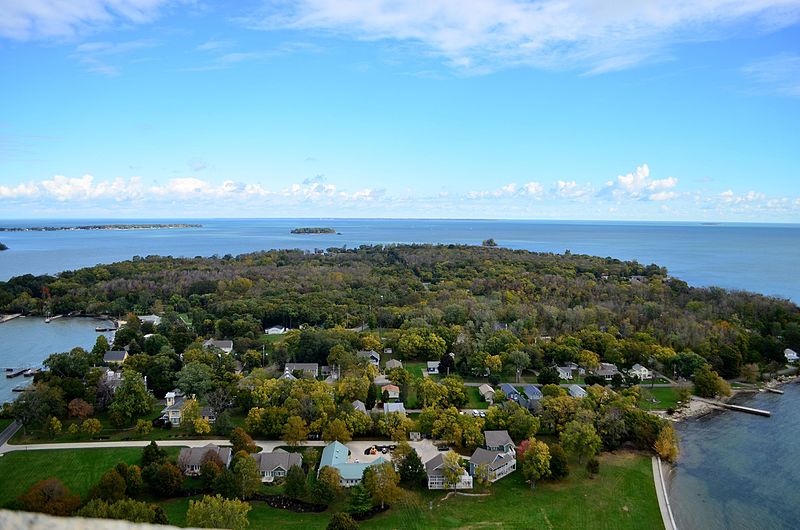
[1, 164, 797, 221]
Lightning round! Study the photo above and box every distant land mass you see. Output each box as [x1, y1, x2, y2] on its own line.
[290, 227, 337, 234]
[0, 224, 201, 232]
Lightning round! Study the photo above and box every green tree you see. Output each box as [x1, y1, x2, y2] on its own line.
[108, 370, 152, 428]
[142, 440, 168, 467]
[441, 450, 466, 492]
[693, 364, 731, 398]
[282, 415, 309, 447]
[346, 483, 373, 516]
[150, 462, 184, 497]
[537, 366, 561, 385]
[181, 398, 201, 430]
[397, 448, 426, 487]
[92, 335, 111, 356]
[363, 462, 400, 509]
[81, 418, 102, 437]
[116, 462, 143, 496]
[201, 461, 222, 490]
[177, 361, 215, 398]
[365, 383, 378, 410]
[232, 452, 261, 500]
[284, 464, 307, 499]
[520, 438, 551, 490]
[89, 468, 127, 502]
[47, 416, 62, 438]
[548, 444, 569, 480]
[653, 424, 680, 463]
[560, 420, 602, 463]
[186, 494, 251, 530]
[135, 418, 152, 436]
[327, 512, 360, 530]
[314, 466, 342, 504]
[506, 350, 530, 383]
[323, 418, 353, 443]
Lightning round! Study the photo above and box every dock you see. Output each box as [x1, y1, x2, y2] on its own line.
[5, 369, 27, 379]
[765, 387, 784, 394]
[0, 314, 22, 324]
[693, 396, 771, 417]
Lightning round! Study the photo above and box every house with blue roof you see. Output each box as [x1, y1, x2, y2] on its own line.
[567, 384, 587, 398]
[522, 384, 542, 401]
[499, 383, 520, 401]
[318, 441, 387, 487]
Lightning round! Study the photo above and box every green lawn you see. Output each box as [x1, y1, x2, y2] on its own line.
[639, 387, 681, 411]
[465, 386, 490, 409]
[0, 449, 660, 529]
[0, 447, 181, 507]
[0, 418, 12, 431]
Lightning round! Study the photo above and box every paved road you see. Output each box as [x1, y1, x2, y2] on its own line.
[0, 436, 441, 464]
[0, 420, 21, 447]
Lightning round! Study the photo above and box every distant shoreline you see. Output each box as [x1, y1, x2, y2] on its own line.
[0, 224, 201, 232]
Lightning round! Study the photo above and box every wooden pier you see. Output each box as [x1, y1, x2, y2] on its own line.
[5, 368, 27, 379]
[765, 387, 784, 394]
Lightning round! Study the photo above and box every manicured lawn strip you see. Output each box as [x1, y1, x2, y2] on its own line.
[360, 452, 661, 530]
[0, 447, 180, 507]
[0, 418, 12, 431]
[465, 386, 489, 409]
[639, 387, 681, 411]
[405, 362, 426, 379]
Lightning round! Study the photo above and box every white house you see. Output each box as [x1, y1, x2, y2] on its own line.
[629, 363, 651, 380]
[383, 402, 406, 415]
[785, 349, 798, 363]
[595, 363, 620, 381]
[254, 449, 302, 482]
[425, 453, 473, 490]
[357, 350, 381, 367]
[567, 384, 587, 398]
[478, 384, 495, 403]
[285, 363, 320, 378]
[265, 326, 288, 335]
[556, 366, 573, 380]
[426, 361, 440, 374]
[469, 448, 516, 483]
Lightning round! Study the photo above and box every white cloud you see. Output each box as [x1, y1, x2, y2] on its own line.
[605, 163, 680, 201]
[555, 180, 593, 199]
[243, 0, 800, 73]
[742, 53, 800, 97]
[0, 0, 181, 41]
[0, 182, 38, 199]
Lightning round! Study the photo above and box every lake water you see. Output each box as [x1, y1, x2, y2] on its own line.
[0, 317, 114, 404]
[0, 219, 798, 302]
[670, 384, 800, 530]
[1, 218, 799, 526]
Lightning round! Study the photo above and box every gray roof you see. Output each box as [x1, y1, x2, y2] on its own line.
[567, 384, 587, 398]
[358, 350, 380, 361]
[469, 448, 514, 471]
[285, 363, 319, 372]
[596, 363, 619, 376]
[385, 359, 403, 370]
[499, 383, 518, 395]
[631, 363, 646, 371]
[478, 384, 495, 397]
[179, 444, 232, 468]
[484, 430, 513, 449]
[255, 449, 302, 473]
[352, 400, 367, 414]
[203, 339, 233, 351]
[522, 384, 542, 400]
[103, 350, 127, 362]
[383, 402, 406, 414]
[425, 453, 445, 477]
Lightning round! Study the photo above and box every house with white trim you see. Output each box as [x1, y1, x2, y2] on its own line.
[425, 453, 473, 490]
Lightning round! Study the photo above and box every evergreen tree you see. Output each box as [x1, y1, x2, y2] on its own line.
[327, 512, 360, 530]
[142, 441, 168, 467]
[346, 484, 373, 516]
[366, 384, 378, 410]
[398, 448, 426, 487]
[284, 465, 307, 499]
[548, 444, 569, 480]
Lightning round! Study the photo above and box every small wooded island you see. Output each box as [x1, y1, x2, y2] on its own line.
[0, 242, 7, 251]
[290, 227, 337, 234]
[0, 224, 201, 232]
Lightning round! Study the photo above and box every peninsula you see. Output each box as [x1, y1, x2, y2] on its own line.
[0, 224, 201, 232]
[290, 227, 337, 234]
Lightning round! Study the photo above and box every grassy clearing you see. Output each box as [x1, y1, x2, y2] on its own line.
[465, 386, 489, 409]
[0, 449, 660, 529]
[0, 447, 181, 507]
[639, 387, 681, 411]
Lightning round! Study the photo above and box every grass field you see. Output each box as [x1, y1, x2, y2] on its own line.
[0, 447, 181, 507]
[0, 418, 12, 431]
[0, 448, 660, 529]
[639, 387, 682, 411]
[465, 386, 490, 409]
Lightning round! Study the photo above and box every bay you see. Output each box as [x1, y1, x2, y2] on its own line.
[0, 317, 113, 404]
[0, 218, 798, 302]
[669, 384, 800, 530]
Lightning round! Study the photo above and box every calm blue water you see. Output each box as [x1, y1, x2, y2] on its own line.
[670, 384, 800, 530]
[0, 316, 114, 403]
[0, 218, 798, 301]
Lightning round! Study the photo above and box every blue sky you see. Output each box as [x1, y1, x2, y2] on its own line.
[1, 0, 799, 221]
